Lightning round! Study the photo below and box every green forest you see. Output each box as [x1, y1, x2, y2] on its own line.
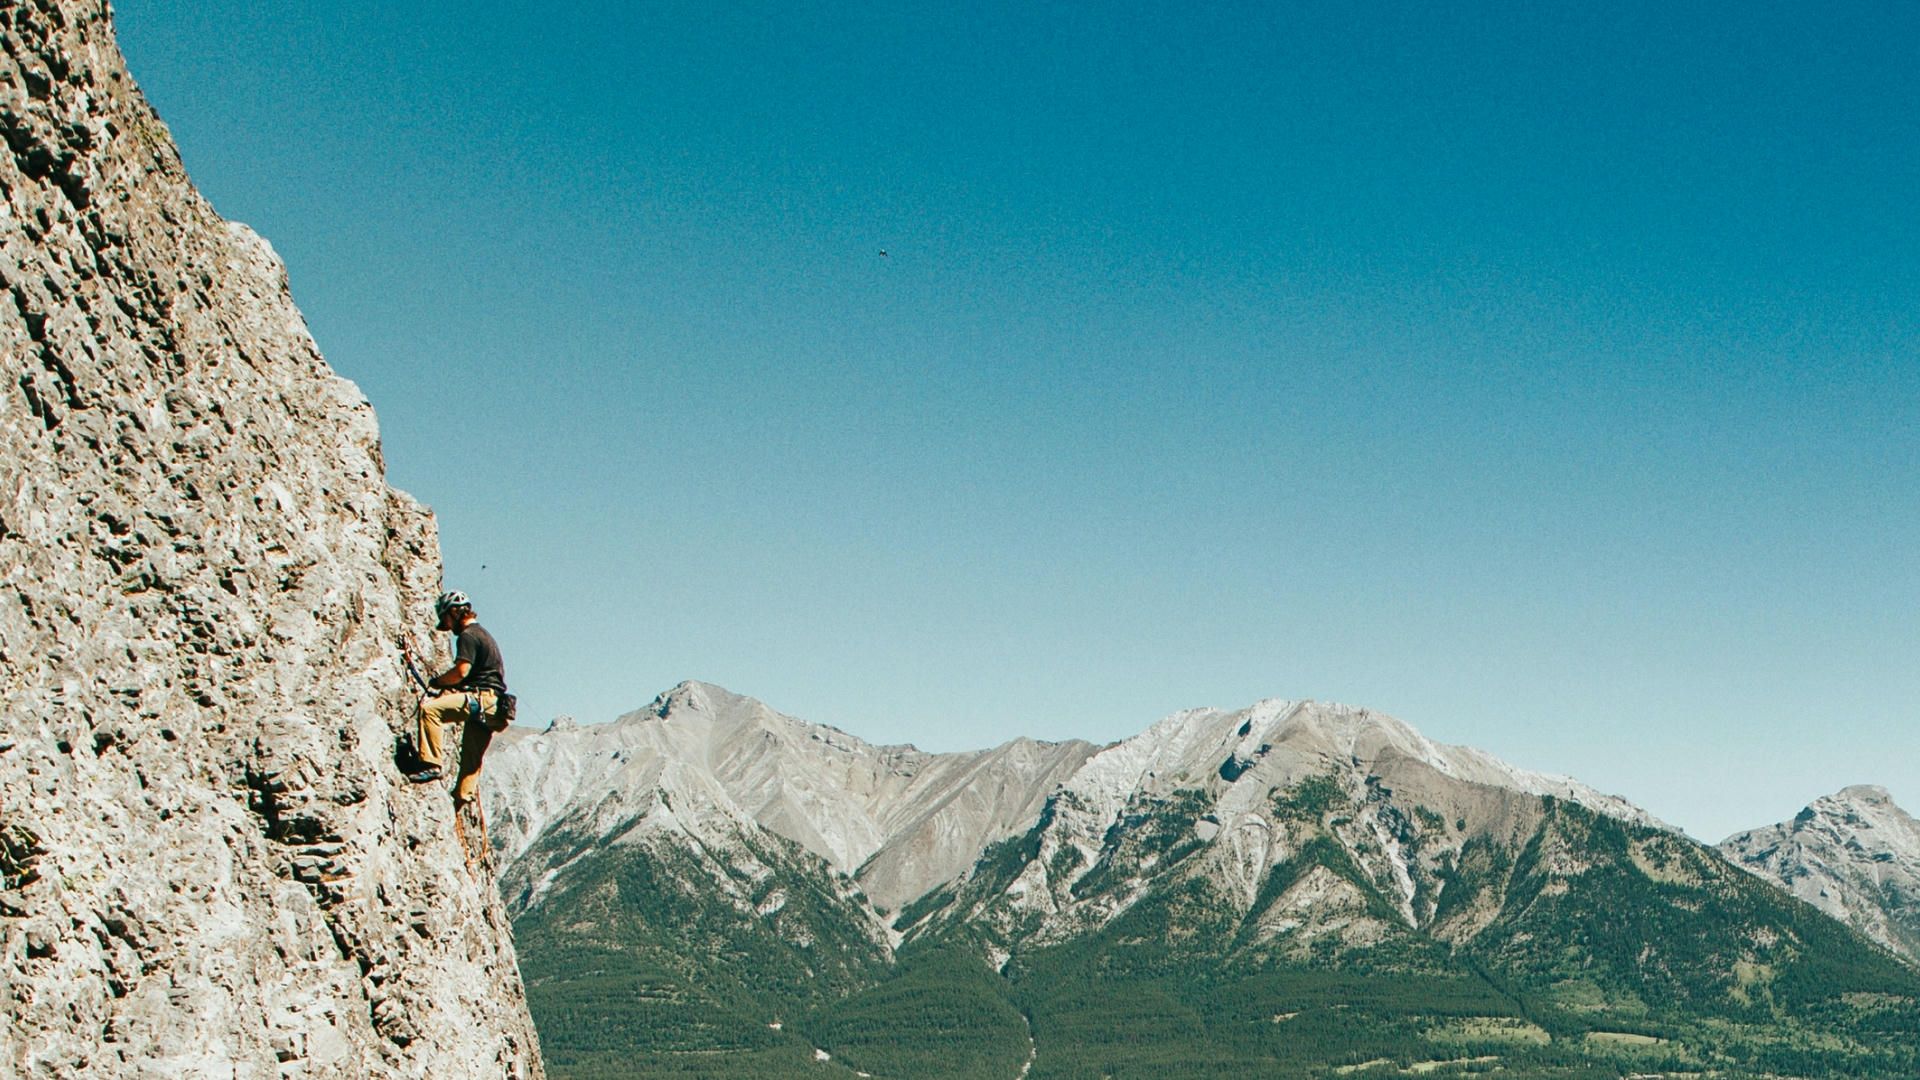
[513, 784, 1920, 1080]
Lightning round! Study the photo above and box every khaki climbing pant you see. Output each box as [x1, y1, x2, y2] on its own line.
[417, 689, 497, 803]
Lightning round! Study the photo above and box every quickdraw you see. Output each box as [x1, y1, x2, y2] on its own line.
[398, 640, 431, 693]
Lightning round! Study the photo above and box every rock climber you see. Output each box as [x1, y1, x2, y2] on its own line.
[407, 589, 508, 803]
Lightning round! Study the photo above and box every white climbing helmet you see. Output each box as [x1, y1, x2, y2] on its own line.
[434, 590, 471, 622]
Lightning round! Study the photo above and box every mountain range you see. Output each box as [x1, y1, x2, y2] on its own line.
[483, 682, 1920, 1079]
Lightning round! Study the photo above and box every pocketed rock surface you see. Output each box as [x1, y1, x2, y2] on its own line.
[0, 1, 544, 1076]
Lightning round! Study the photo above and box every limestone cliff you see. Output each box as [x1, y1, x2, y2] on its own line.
[0, 1, 544, 1076]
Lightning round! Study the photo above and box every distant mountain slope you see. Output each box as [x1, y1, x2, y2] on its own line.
[487, 686, 1920, 1079]
[483, 683, 1095, 1078]
[485, 681, 1097, 913]
[503, 779, 894, 1080]
[1720, 785, 1920, 964]
[904, 697, 1663, 955]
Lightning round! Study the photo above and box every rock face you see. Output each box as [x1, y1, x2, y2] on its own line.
[0, 2, 544, 1076]
[1720, 785, 1920, 964]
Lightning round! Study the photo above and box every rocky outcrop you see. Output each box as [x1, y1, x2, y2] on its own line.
[0, 1, 543, 1076]
[1720, 785, 1920, 964]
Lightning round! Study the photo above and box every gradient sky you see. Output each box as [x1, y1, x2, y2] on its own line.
[114, 1, 1917, 842]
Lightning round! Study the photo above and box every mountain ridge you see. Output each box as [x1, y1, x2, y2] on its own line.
[486, 679, 1664, 922]
[489, 682, 1920, 1079]
[487, 679, 1100, 914]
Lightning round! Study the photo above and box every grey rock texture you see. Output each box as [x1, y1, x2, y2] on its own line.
[1720, 785, 1920, 964]
[0, 1, 544, 1076]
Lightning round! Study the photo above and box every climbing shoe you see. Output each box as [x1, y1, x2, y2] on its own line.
[406, 766, 443, 784]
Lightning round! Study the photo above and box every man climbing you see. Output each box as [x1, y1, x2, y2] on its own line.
[407, 589, 508, 803]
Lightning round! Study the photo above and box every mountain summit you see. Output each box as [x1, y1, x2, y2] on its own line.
[911, 694, 1666, 956]
[486, 680, 1099, 913]
[1720, 785, 1920, 963]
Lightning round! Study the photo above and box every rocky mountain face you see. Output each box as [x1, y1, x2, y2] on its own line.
[486, 681, 1099, 916]
[902, 696, 1665, 959]
[0, 3, 543, 1076]
[1720, 785, 1920, 964]
[490, 684, 1920, 1078]
[485, 684, 1657, 946]
[482, 682, 1096, 1076]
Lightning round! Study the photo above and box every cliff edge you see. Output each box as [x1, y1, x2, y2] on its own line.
[0, 1, 544, 1075]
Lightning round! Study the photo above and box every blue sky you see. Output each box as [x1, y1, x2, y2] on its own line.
[115, 1, 1917, 841]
